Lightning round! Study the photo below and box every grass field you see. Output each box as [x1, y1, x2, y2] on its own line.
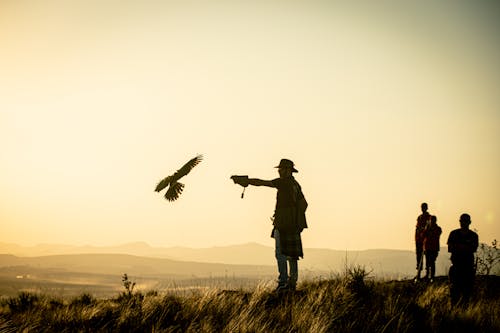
[0, 271, 498, 333]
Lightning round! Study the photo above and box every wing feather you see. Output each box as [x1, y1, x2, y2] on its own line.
[155, 176, 172, 192]
[155, 154, 202, 201]
[173, 155, 203, 180]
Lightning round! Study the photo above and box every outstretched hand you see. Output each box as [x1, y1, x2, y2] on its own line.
[231, 175, 249, 187]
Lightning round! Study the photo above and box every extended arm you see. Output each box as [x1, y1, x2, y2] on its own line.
[247, 178, 275, 187]
[231, 175, 275, 188]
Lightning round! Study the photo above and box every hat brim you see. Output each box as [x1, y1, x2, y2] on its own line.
[274, 165, 298, 173]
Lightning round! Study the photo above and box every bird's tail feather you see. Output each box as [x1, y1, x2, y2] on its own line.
[165, 182, 184, 201]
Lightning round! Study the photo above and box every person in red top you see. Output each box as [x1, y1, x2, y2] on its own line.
[415, 202, 431, 281]
[423, 215, 442, 281]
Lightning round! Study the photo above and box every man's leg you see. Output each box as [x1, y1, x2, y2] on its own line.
[274, 229, 288, 289]
[451, 264, 470, 306]
[288, 258, 298, 290]
[429, 252, 437, 280]
[415, 244, 423, 280]
[424, 251, 430, 279]
[449, 265, 460, 305]
[462, 266, 475, 304]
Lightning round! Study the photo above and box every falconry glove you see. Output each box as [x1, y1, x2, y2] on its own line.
[231, 175, 249, 187]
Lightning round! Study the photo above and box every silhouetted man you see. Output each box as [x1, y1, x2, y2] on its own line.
[447, 213, 479, 305]
[415, 202, 431, 281]
[423, 215, 442, 282]
[231, 159, 307, 292]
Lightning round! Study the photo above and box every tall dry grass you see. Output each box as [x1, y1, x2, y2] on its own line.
[0, 272, 498, 332]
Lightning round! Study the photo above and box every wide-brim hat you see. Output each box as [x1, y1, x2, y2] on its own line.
[274, 158, 298, 173]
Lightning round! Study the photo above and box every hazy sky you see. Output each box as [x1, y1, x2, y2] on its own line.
[1, 1, 499, 250]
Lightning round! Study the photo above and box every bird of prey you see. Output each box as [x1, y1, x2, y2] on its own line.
[155, 155, 203, 201]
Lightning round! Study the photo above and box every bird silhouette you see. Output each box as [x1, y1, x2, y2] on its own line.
[155, 155, 203, 201]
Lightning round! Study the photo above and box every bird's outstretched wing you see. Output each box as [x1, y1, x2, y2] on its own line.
[164, 182, 184, 201]
[172, 155, 203, 180]
[155, 176, 172, 192]
[155, 154, 203, 201]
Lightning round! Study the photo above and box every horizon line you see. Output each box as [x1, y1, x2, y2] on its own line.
[0, 240, 418, 252]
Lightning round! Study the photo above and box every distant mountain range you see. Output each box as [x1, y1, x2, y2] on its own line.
[0, 253, 275, 278]
[0, 242, 452, 278]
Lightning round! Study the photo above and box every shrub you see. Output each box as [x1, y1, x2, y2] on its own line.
[70, 293, 96, 307]
[7, 292, 39, 313]
[476, 240, 500, 275]
[121, 273, 136, 298]
[346, 264, 373, 296]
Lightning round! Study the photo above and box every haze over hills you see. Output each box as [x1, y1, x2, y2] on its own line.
[0, 252, 277, 298]
[0, 253, 275, 278]
[0, 241, 452, 278]
[0, 242, 462, 298]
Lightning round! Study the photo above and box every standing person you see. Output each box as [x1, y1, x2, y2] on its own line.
[415, 202, 431, 281]
[447, 213, 479, 305]
[231, 159, 308, 292]
[423, 215, 442, 282]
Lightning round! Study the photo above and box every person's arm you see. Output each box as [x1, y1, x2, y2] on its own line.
[447, 232, 455, 253]
[472, 233, 479, 253]
[231, 175, 275, 188]
[247, 178, 275, 187]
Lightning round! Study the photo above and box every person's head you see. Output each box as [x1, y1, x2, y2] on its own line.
[275, 159, 298, 178]
[421, 202, 428, 213]
[460, 213, 471, 229]
[430, 215, 437, 225]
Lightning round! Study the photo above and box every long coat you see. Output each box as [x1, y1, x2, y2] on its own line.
[273, 198, 307, 259]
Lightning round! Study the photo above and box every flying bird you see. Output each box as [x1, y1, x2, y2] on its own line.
[155, 155, 203, 201]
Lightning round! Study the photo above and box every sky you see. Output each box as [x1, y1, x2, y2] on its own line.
[1, 1, 499, 251]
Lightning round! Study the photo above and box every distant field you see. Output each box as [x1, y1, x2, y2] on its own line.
[0, 266, 270, 299]
[0, 267, 119, 298]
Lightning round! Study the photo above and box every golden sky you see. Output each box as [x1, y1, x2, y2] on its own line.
[1, 1, 499, 250]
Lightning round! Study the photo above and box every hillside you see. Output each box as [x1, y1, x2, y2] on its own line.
[1, 274, 498, 332]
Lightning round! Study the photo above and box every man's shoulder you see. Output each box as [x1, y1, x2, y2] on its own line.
[272, 176, 295, 188]
[431, 225, 442, 233]
[416, 216, 427, 226]
[417, 212, 430, 221]
[448, 229, 478, 240]
[467, 229, 479, 238]
[271, 177, 283, 187]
